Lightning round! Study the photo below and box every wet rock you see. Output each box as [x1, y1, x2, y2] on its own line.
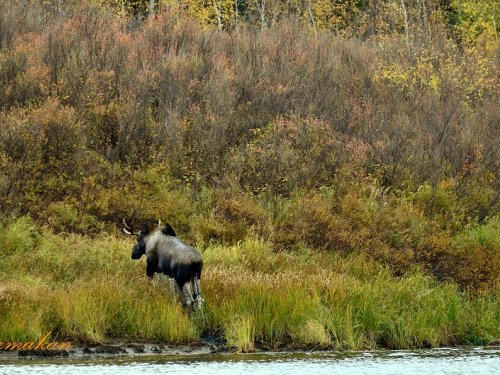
[18, 350, 69, 357]
[82, 347, 93, 354]
[151, 346, 163, 353]
[94, 345, 126, 355]
[127, 344, 145, 353]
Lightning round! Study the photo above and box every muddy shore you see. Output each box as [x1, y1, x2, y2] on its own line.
[0, 340, 226, 359]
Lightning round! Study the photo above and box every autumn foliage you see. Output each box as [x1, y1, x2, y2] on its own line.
[0, 0, 498, 292]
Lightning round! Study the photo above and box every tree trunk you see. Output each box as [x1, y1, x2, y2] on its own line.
[213, 0, 223, 31]
[420, 0, 430, 41]
[493, 9, 498, 42]
[399, 0, 411, 56]
[306, 0, 317, 37]
[260, 0, 266, 29]
[149, 0, 155, 19]
[234, 0, 239, 29]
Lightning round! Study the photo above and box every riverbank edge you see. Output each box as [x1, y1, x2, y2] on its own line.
[1, 339, 499, 360]
[0, 341, 217, 359]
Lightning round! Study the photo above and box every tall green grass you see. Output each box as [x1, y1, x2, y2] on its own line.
[0, 218, 498, 351]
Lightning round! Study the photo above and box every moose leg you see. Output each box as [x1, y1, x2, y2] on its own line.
[169, 277, 179, 303]
[179, 282, 194, 309]
[146, 256, 157, 278]
[191, 274, 204, 312]
[193, 275, 203, 301]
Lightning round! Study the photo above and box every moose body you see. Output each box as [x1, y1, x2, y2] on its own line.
[126, 222, 203, 309]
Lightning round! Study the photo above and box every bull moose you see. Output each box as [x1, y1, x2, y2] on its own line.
[123, 220, 203, 310]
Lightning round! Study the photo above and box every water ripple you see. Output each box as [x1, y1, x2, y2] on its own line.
[1, 347, 499, 375]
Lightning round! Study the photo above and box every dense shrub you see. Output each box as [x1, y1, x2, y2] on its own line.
[234, 117, 342, 195]
[44, 201, 104, 235]
[193, 187, 269, 244]
[0, 99, 85, 213]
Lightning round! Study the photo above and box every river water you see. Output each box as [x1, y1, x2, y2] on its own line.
[1, 347, 499, 375]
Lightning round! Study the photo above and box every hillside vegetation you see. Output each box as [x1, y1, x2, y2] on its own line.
[0, 0, 498, 350]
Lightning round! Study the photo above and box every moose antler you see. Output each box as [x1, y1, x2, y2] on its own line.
[122, 218, 135, 235]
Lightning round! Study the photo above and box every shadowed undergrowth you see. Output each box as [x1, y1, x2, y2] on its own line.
[0, 222, 498, 351]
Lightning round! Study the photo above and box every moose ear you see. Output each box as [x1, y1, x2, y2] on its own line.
[160, 223, 177, 237]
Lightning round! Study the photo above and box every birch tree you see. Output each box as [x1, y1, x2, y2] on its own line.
[398, 0, 411, 55]
[213, 0, 223, 30]
[149, 0, 155, 18]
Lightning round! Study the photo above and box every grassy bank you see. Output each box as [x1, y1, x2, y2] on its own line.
[0, 218, 498, 352]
